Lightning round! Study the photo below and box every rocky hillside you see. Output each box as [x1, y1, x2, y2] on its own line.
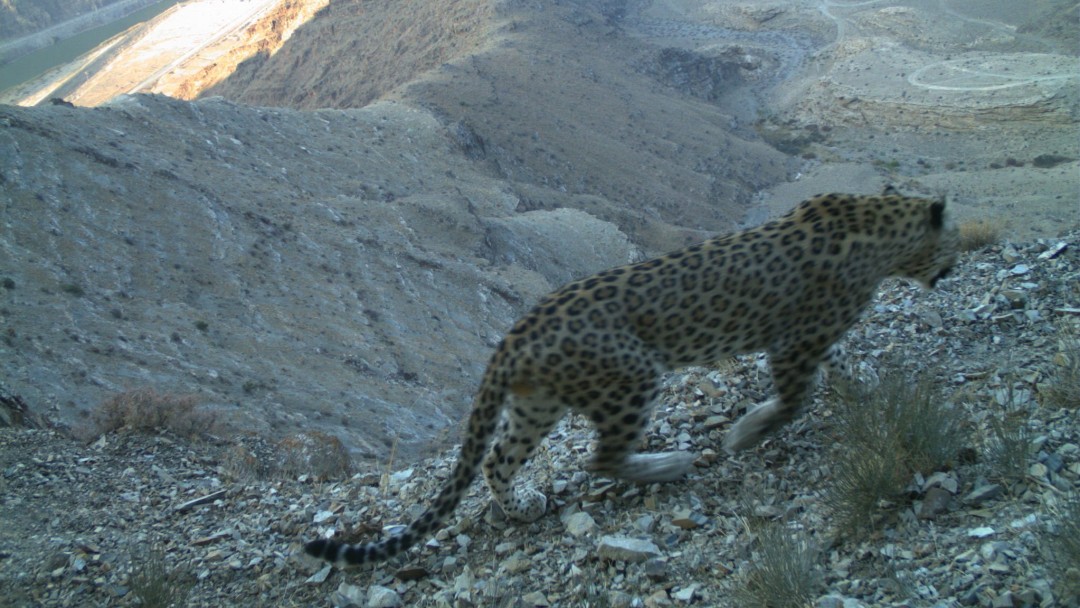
[2, 0, 1077, 470]
[0, 233, 1076, 607]
[0, 94, 646, 463]
[205, 0, 795, 252]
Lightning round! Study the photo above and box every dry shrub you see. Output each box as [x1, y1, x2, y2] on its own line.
[95, 388, 215, 439]
[275, 430, 352, 481]
[958, 218, 1003, 251]
[221, 435, 278, 481]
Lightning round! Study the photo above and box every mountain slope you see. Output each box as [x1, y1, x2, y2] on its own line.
[0, 95, 641, 461]
[205, 0, 792, 252]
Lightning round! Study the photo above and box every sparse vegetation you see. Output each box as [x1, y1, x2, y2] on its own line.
[984, 409, 1034, 482]
[825, 367, 966, 535]
[275, 430, 352, 481]
[959, 218, 1004, 251]
[128, 544, 191, 608]
[1044, 323, 1080, 409]
[732, 522, 822, 608]
[1045, 494, 1080, 603]
[824, 441, 910, 534]
[93, 388, 216, 439]
[60, 283, 85, 296]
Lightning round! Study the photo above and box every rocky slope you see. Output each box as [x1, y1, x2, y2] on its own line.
[0, 94, 645, 463]
[2, 0, 1077, 470]
[0, 234, 1076, 607]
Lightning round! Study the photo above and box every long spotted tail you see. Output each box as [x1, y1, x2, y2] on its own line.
[304, 375, 508, 566]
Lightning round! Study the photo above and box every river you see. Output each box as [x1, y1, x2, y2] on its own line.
[0, 0, 182, 95]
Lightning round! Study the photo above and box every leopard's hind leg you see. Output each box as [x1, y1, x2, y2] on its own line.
[586, 376, 695, 483]
[482, 393, 566, 522]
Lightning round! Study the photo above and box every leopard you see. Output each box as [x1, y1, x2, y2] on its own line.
[305, 187, 959, 566]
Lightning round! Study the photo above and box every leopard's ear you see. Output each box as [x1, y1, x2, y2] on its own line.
[929, 198, 946, 229]
[882, 184, 900, 196]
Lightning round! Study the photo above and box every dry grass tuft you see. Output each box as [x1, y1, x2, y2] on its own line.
[94, 388, 216, 439]
[958, 218, 1004, 251]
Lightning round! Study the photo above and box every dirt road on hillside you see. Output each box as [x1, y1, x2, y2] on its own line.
[4, 0, 289, 106]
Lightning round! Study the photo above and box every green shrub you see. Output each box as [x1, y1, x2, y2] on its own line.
[129, 544, 191, 608]
[1045, 494, 1080, 603]
[825, 366, 966, 535]
[732, 522, 822, 608]
[984, 410, 1034, 481]
[1044, 323, 1080, 409]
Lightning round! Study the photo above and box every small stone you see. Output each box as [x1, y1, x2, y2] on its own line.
[332, 582, 364, 607]
[815, 596, 844, 608]
[644, 589, 673, 607]
[1000, 290, 1027, 309]
[1028, 462, 1048, 479]
[1037, 242, 1068, 259]
[963, 484, 1003, 506]
[673, 584, 698, 602]
[635, 514, 657, 533]
[644, 557, 669, 581]
[924, 471, 958, 493]
[313, 510, 337, 524]
[1010, 264, 1029, 275]
[366, 584, 400, 608]
[304, 565, 332, 591]
[918, 487, 952, 519]
[500, 552, 531, 574]
[671, 508, 705, 529]
[607, 591, 634, 608]
[389, 469, 413, 484]
[1042, 452, 1064, 473]
[703, 415, 729, 430]
[521, 591, 549, 606]
[394, 566, 427, 582]
[919, 309, 944, 328]
[597, 535, 662, 562]
[968, 526, 995, 538]
[990, 591, 1015, 608]
[562, 511, 597, 537]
